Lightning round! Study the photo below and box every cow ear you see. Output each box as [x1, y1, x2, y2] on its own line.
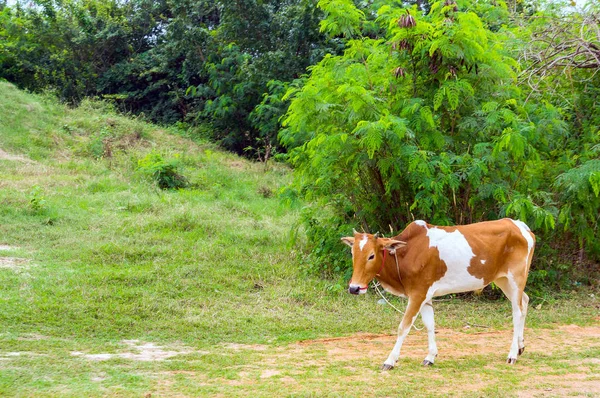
[381, 238, 407, 254]
[341, 237, 355, 247]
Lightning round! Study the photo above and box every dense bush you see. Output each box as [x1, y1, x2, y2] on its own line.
[281, 0, 599, 289]
[0, 0, 163, 102]
[0, 0, 338, 156]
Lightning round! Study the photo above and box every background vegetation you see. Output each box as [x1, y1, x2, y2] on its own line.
[0, 0, 338, 156]
[280, 0, 600, 291]
[1, 0, 599, 293]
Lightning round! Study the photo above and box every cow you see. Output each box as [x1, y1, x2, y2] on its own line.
[341, 218, 535, 370]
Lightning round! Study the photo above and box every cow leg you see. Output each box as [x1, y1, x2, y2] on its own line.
[495, 276, 524, 364]
[382, 297, 424, 370]
[518, 292, 529, 355]
[420, 300, 437, 366]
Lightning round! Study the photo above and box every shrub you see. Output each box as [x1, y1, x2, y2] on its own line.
[137, 151, 188, 190]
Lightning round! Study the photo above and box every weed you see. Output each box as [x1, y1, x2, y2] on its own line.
[137, 151, 188, 190]
[88, 128, 112, 159]
[28, 186, 48, 213]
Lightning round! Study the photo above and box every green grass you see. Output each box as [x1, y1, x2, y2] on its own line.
[0, 81, 599, 396]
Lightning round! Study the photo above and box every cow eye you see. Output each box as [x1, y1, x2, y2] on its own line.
[367, 253, 375, 261]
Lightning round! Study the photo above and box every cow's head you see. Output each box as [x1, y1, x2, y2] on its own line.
[341, 230, 406, 295]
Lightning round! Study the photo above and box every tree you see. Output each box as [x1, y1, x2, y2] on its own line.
[515, 1, 600, 261]
[281, 0, 560, 276]
[0, 0, 337, 157]
[0, 0, 166, 102]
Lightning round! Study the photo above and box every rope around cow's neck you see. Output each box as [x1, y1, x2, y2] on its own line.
[372, 281, 423, 331]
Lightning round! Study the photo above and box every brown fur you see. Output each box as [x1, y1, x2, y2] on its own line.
[342, 218, 536, 368]
[346, 219, 534, 297]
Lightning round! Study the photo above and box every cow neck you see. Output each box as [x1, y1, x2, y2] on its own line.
[376, 249, 405, 292]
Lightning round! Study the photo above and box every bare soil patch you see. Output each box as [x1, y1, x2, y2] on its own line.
[0, 351, 46, 361]
[0, 257, 30, 271]
[136, 324, 600, 397]
[223, 343, 268, 351]
[517, 380, 600, 398]
[71, 340, 206, 362]
[297, 324, 600, 361]
[0, 148, 34, 163]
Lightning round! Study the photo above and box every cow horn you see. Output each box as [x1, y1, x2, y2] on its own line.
[374, 232, 380, 238]
[353, 228, 359, 235]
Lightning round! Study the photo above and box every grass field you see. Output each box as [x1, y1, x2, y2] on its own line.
[1, 81, 599, 397]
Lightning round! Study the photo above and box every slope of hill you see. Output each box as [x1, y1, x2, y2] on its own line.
[0, 80, 307, 342]
[0, 80, 400, 347]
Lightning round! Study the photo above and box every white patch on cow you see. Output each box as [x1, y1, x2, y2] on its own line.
[507, 271, 519, 300]
[512, 219, 531, 232]
[426, 228, 485, 297]
[359, 234, 368, 251]
[511, 219, 534, 262]
[420, 302, 438, 363]
[481, 259, 486, 264]
[414, 220, 427, 228]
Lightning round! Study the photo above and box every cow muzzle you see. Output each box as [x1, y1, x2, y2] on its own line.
[348, 284, 367, 295]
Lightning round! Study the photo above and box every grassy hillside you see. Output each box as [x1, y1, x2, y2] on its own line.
[0, 80, 342, 344]
[0, 81, 598, 397]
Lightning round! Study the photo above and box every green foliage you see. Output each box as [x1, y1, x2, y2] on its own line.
[281, 0, 599, 283]
[556, 158, 600, 255]
[137, 151, 188, 190]
[28, 186, 47, 213]
[514, 2, 600, 262]
[318, 0, 365, 38]
[294, 204, 355, 280]
[247, 80, 289, 162]
[0, 0, 338, 157]
[184, 0, 339, 155]
[0, 0, 162, 102]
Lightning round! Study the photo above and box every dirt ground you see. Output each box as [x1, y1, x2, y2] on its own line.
[296, 324, 600, 361]
[214, 324, 600, 397]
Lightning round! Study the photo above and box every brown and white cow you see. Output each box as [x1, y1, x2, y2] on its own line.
[342, 218, 535, 370]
